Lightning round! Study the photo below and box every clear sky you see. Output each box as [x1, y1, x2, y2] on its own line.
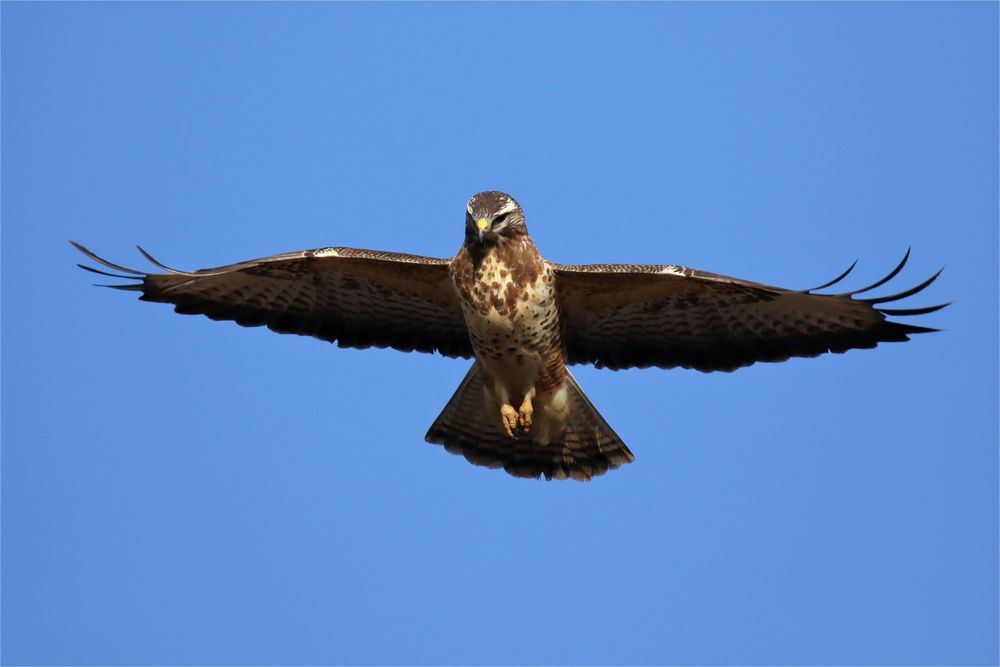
[2, 2, 997, 665]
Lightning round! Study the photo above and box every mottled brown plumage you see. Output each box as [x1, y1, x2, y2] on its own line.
[72, 192, 946, 480]
[433, 192, 627, 478]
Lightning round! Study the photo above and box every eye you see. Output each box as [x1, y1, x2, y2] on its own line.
[493, 213, 509, 226]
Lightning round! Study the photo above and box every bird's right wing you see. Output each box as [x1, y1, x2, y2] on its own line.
[72, 242, 474, 359]
[554, 251, 946, 372]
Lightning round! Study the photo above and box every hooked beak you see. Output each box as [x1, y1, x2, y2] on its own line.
[475, 218, 489, 243]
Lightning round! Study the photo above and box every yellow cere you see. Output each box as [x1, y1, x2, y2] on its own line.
[476, 218, 489, 230]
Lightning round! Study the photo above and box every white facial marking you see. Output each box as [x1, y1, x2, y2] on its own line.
[313, 247, 341, 257]
[494, 199, 518, 217]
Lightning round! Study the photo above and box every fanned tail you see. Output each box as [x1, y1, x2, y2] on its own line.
[425, 364, 634, 481]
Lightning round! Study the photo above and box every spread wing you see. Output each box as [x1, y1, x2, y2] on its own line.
[554, 250, 947, 372]
[72, 241, 473, 358]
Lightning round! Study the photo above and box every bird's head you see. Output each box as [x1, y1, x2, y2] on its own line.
[465, 191, 527, 245]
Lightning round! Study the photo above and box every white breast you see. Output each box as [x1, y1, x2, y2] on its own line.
[459, 257, 557, 397]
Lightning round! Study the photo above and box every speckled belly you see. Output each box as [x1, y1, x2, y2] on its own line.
[456, 262, 562, 401]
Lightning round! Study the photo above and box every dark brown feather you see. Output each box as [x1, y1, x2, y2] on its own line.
[425, 364, 633, 481]
[554, 258, 946, 372]
[72, 242, 474, 359]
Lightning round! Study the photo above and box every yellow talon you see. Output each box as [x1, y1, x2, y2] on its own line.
[518, 397, 533, 432]
[500, 404, 519, 437]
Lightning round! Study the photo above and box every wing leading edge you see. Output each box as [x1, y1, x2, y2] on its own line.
[554, 249, 947, 372]
[72, 241, 474, 359]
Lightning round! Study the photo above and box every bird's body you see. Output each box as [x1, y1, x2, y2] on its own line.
[452, 238, 564, 434]
[449, 213, 567, 443]
[73, 191, 947, 480]
[430, 192, 633, 476]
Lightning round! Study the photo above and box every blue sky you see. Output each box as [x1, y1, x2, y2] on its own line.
[2, 2, 996, 665]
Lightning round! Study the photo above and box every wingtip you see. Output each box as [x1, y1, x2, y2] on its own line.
[136, 244, 204, 276]
[878, 301, 952, 317]
[69, 239, 95, 256]
[136, 244, 161, 267]
[802, 258, 858, 293]
[77, 263, 144, 280]
[840, 248, 913, 297]
[70, 241, 146, 275]
[864, 266, 943, 304]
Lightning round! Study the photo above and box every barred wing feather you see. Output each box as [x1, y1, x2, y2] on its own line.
[554, 251, 946, 372]
[72, 241, 474, 359]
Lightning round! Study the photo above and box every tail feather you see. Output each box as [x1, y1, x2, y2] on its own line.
[424, 364, 634, 481]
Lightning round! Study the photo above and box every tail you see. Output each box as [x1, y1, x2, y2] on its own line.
[424, 364, 634, 481]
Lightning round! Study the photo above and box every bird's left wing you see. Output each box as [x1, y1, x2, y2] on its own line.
[72, 242, 474, 358]
[554, 251, 947, 372]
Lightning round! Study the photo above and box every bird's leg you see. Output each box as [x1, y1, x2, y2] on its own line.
[518, 391, 534, 432]
[487, 374, 520, 438]
[500, 404, 519, 437]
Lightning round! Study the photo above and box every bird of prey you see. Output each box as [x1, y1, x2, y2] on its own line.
[73, 191, 946, 481]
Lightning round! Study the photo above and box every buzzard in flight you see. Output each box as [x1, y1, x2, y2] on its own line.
[73, 191, 946, 480]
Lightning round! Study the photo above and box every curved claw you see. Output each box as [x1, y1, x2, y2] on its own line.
[863, 267, 944, 305]
[840, 248, 911, 297]
[802, 259, 858, 293]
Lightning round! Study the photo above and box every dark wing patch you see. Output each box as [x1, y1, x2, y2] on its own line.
[72, 242, 473, 358]
[554, 251, 947, 372]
